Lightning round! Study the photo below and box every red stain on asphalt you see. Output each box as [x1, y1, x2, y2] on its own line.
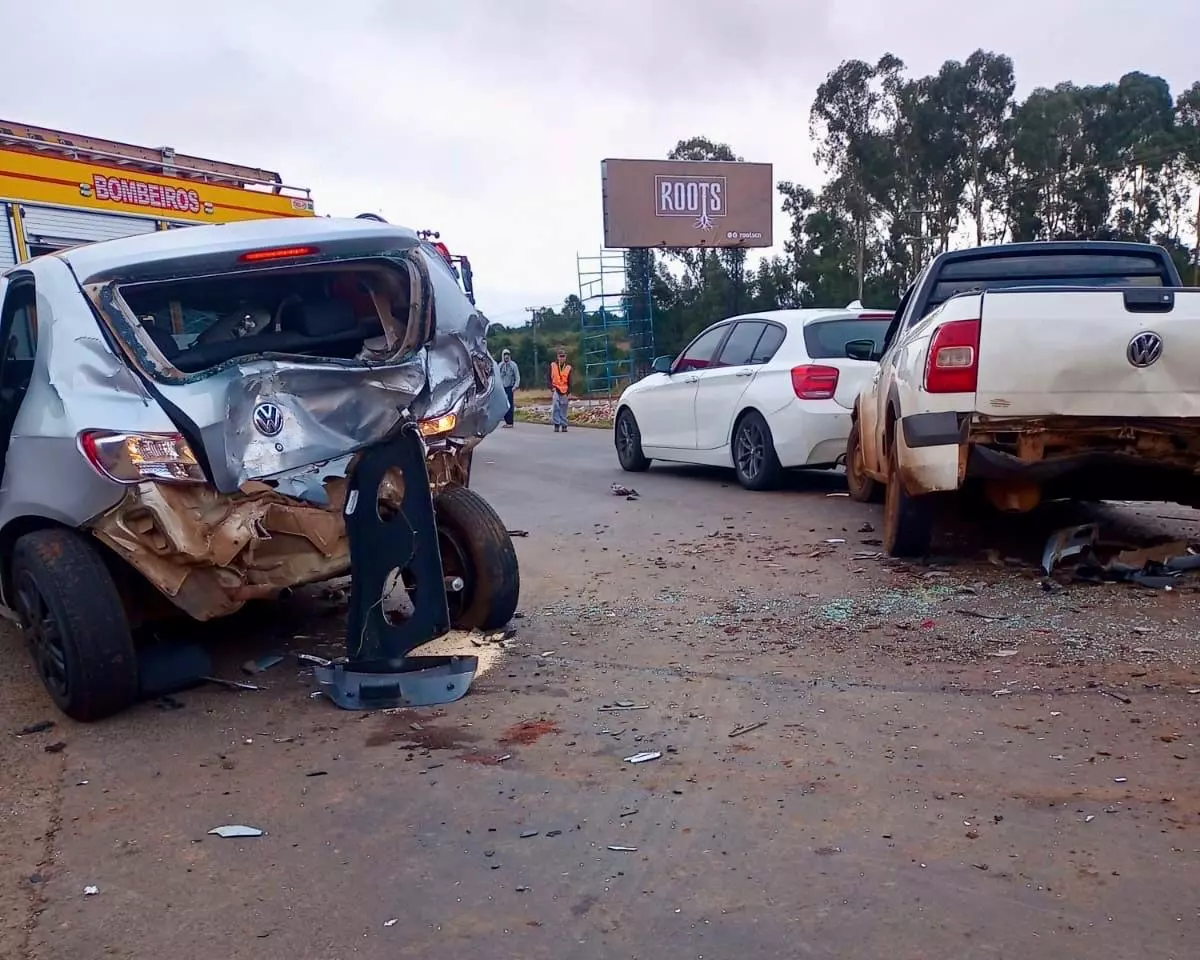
[499, 719, 560, 746]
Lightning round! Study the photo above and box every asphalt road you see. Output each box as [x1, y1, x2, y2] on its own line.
[2, 422, 1199, 959]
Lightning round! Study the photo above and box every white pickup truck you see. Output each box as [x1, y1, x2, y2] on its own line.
[844, 240, 1200, 556]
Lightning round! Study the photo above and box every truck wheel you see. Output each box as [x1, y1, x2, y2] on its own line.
[11, 528, 138, 722]
[615, 409, 651, 472]
[883, 442, 934, 557]
[733, 411, 783, 491]
[846, 420, 882, 503]
[435, 486, 520, 631]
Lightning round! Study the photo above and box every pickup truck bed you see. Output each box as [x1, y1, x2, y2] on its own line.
[849, 240, 1200, 555]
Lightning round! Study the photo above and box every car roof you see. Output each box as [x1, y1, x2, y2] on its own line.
[719, 307, 894, 328]
[55, 216, 421, 281]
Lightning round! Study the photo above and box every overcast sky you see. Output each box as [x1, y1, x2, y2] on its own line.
[8, 0, 1200, 324]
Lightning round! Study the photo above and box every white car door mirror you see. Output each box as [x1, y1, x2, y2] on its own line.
[652, 355, 674, 374]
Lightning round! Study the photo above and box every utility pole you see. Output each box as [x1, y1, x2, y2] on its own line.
[525, 307, 542, 387]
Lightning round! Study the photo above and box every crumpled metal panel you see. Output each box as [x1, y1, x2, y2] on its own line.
[90, 464, 408, 621]
[205, 358, 426, 493]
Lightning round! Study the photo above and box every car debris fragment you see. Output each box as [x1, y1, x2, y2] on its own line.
[83, 885, 99, 896]
[17, 721, 55, 735]
[607, 845, 638, 852]
[728, 721, 768, 738]
[202, 676, 261, 692]
[208, 824, 265, 838]
[624, 751, 661, 764]
[242, 655, 285, 675]
[1042, 524, 1099, 574]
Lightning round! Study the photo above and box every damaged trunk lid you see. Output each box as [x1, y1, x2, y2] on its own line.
[70, 220, 499, 493]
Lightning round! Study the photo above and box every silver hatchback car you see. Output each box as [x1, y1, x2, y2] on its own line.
[0, 217, 515, 720]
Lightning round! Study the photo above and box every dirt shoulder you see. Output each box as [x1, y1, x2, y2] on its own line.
[2, 428, 1198, 958]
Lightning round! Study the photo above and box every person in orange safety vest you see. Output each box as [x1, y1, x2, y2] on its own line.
[549, 348, 572, 433]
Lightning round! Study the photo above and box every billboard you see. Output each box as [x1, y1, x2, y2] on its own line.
[601, 158, 773, 249]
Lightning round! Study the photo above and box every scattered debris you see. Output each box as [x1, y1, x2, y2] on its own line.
[619, 808, 639, 818]
[611, 483, 639, 498]
[17, 721, 54, 735]
[202, 676, 261, 692]
[728, 721, 768, 738]
[208, 825, 264, 838]
[624, 751, 661, 764]
[599, 703, 650, 712]
[1100, 690, 1133, 705]
[384, 919, 398, 927]
[43, 741, 66, 754]
[607, 845, 638, 852]
[83, 885, 99, 896]
[507, 529, 530, 538]
[242, 654, 285, 675]
[1114, 777, 1128, 784]
[957, 609, 1009, 622]
[1041, 523, 1099, 574]
[306, 771, 328, 778]
[546, 829, 562, 837]
[992, 689, 1012, 697]
[296, 653, 333, 667]
[826, 492, 850, 498]
[823, 538, 847, 545]
[520, 830, 539, 839]
[989, 650, 1020, 658]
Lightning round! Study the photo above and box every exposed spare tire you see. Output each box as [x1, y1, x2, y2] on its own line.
[435, 485, 520, 631]
[11, 528, 139, 722]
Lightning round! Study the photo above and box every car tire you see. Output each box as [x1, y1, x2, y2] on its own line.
[615, 408, 651, 472]
[733, 411, 783, 491]
[846, 420, 883, 503]
[11, 528, 139, 722]
[882, 441, 934, 557]
[435, 486, 520, 631]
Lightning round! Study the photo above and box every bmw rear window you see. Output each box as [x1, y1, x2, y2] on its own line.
[803, 318, 892, 358]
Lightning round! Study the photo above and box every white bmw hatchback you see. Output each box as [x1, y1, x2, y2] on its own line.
[613, 306, 893, 489]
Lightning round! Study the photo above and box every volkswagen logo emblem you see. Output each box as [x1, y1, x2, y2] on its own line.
[253, 402, 285, 438]
[1126, 331, 1163, 368]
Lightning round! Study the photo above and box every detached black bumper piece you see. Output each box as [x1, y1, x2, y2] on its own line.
[314, 420, 478, 711]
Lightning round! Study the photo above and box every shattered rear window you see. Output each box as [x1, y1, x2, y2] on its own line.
[116, 261, 416, 374]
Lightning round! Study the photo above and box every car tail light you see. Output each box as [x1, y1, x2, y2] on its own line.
[791, 365, 840, 400]
[238, 245, 320, 263]
[79, 431, 205, 484]
[925, 319, 980, 393]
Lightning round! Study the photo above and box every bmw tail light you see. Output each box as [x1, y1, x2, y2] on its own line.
[791, 365, 840, 400]
[925, 319, 980, 393]
[79, 431, 205, 484]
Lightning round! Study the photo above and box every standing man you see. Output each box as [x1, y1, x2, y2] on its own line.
[497, 348, 520, 428]
[549, 348, 572, 433]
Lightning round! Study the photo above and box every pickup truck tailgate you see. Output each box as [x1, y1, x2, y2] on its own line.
[974, 288, 1200, 418]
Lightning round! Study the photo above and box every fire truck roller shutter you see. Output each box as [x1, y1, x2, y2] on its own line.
[0, 203, 16, 268]
[20, 204, 157, 255]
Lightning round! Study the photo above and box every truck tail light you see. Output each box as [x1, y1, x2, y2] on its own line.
[79, 431, 206, 484]
[791, 365, 840, 400]
[925, 319, 980, 394]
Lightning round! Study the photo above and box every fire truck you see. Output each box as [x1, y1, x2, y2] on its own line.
[0, 119, 315, 267]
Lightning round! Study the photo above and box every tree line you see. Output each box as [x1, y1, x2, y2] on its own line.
[492, 49, 1200, 381]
